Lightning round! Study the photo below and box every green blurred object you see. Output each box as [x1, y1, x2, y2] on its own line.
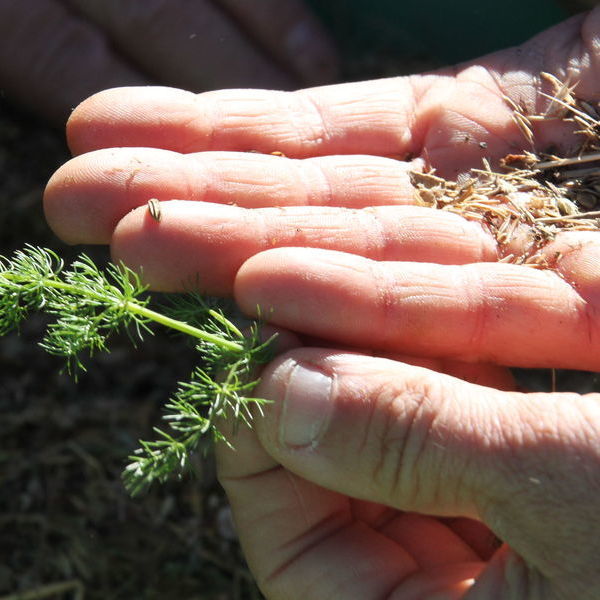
[307, 0, 569, 66]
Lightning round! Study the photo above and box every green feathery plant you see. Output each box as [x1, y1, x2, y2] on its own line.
[0, 245, 275, 496]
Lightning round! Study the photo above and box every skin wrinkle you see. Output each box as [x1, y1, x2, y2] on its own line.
[369, 261, 398, 350]
[439, 106, 492, 138]
[406, 76, 453, 157]
[414, 381, 479, 516]
[362, 208, 387, 262]
[273, 505, 351, 565]
[581, 300, 596, 347]
[177, 154, 200, 200]
[307, 158, 334, 207]
[263, 522, 372, 597]
[309, 155, 417, 207]
[356, 371, 380, 460]
[48, 12, 600, 593]
[367, 383, 406, 502]
[391, 383, 441, 512]
[397, 75, 424, 157]
[271, 91, 327, 151]
[209, 94, 274, 148]
[370, 383, 437, 513]
[554, 268, 596, 347]
[191, 90, 218, 153]
[219, 165, 288, 199]
[455, 65, 509, 109]
[218, 462, 284, 485]
[460, 265, 490, 360]
[298, 88, 331, 148]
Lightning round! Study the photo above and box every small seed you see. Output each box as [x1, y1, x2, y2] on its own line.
[147, 198, 162, 222]
[556, 196, 578, 216]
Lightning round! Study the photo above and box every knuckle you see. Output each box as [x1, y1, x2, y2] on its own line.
[365, 381, 439, 510]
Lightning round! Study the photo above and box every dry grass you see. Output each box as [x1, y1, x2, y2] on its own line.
[410, 72, 600, 268]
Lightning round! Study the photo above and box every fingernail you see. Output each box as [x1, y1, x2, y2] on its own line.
[280, 363, 333, 448]
[285, 21, 339, 84]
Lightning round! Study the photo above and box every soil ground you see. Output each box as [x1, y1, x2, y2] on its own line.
[1, 3, 598, 599]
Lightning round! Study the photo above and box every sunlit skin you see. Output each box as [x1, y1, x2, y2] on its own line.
[44, 9, 600, 599]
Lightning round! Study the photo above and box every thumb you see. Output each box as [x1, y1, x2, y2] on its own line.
[253, 348, 600, 586]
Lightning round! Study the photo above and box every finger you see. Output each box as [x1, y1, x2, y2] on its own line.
[66, 10, 600, 166]
[217, 411, 484, 599]
[109, 202, 497, 294]
[287, 334, 515, 391]
[216, 430, 424, 599]
[64, 0, 295, 92]
[216, 0, 338, 85]
[65, 81, 422, 158]
[44, 148, 423, 243]
[545, 230, 600, 305]
[376, 512, 481, 567]
[380, 354, 515, 392]
[442, 517, 501, 561]
[57, 75, 549, 168]
[0, 0, 148, 124]
[217, 353, 507, 595]
[234, 246, 600, 370]
[251, 349, 600, 590]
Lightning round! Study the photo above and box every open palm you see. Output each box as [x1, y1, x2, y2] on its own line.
[45, 9, 600, 599]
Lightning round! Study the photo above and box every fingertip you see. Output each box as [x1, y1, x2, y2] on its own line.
[110, 203, 180, 292]
[234, 247, 331, 318]
[233, 248, 281, 315]
[111, 201, 249, 294]
[235, 247, 382, 345]
[67, 86, 199, 154]
[66, 89, 124, 155]
[552, 232, 600, 305]
[44, 149, 135, 244]
[43, 159, 96, 245]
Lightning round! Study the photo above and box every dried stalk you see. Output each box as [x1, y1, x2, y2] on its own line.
[410, 72, 600, 266]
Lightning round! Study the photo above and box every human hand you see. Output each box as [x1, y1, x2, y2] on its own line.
[45, 9, 600, 369]
[213, 345, 599, 599]
[0, 0, 337, 124]
[43, 9, 600, 598]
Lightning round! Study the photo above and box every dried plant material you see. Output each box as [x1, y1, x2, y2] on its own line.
[147, 197, 162, 221]
[411, 72, 600, 267]
[540, 71, 577, 118]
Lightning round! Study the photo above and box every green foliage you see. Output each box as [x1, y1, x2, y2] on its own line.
[0, 245, 274, 495]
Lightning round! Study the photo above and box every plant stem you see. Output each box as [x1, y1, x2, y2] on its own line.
[3, 270, 244, 353]
[127, 302, 243, 352]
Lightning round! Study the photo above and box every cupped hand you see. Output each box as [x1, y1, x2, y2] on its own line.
[215, 346, 599, 599]
[43, 10, 600, 598]
[45, 8, 600, 370]
[0, 0, 337, 124]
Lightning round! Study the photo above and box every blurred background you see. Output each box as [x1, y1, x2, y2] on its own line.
[0, 1, 598, 599]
